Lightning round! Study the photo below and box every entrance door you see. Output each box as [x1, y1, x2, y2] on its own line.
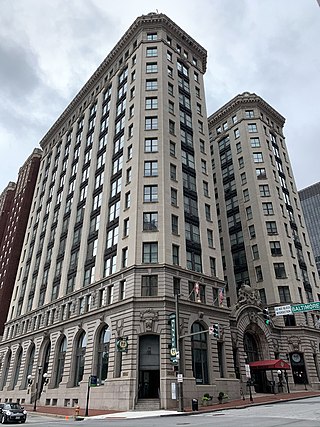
[138, 335, 160, 398]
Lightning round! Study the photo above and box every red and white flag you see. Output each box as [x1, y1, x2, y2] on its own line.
[194, 282, 200, 296]
[219, 288, 224, 307]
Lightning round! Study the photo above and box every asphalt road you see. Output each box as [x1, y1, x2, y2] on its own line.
[24, 396, 320, 427]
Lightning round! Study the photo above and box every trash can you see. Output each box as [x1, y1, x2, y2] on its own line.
[192, 398, 198, 411]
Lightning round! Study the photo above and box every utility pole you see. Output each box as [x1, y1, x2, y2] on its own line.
[175, 293, 184, 412]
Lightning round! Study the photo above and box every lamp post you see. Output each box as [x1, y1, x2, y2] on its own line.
[175, 293, 184, 412]
[33, 366, 42, 412]
[277, 370, 283, 393]
[284, 370, 290, 393]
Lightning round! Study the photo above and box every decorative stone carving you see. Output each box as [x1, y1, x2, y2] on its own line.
[248, 311, 259, 323]
[310, 340, 317, 354]
[140, 309, 159, 332]
[236, 284, 261, 308]
[288, 336, 301, 351]
[272, 338, 279, 353]
[116, 319, 124, 336]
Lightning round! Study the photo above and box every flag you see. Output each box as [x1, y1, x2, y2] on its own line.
[194, 282, 200, 296]
[219, 288, 224, 307]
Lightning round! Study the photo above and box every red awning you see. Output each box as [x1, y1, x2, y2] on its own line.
[249, 359, 290, 371]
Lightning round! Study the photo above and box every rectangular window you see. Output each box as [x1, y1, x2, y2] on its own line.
[234, 128, 240, 138]
[262, 202, 274, 215]
[171, 214, 178, 234]
[270, 241, 282, 256]
[259, 184, 270, 197]
[146, 62, 158, 73]
[207, 229, 214, 248]
[141, 275, 158, 296]
[170, 163, 177, 180]
[266, 221, 278, 235]
[145, 97, 158, 110]
[171, 188, 178, 206]
[249, 224, 256, 239]
[245, 110, 254, 118]
[146, 79, 158, 91]
[142, 243, 158, 263]
[255, 266, 263, 282]
[146, 47, 157, 57]
[252, 244, 259, 260]
[253, 152, 263, 163]
[274, 263, 287, 279]
[143, 212, 158, 231]
[144, 160, 158, 177]
[278, 286, 291, 303]
[144, 137, 158, 152]
[250, 137, 260, 147]
[248, 123, 257, 132]
[172, 244, 179, 265]
[145, 116, 158, 130]
[144, 185, 158, 202]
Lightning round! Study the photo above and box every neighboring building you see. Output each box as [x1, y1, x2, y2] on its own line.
[0, 13, 233, 411]
[299, 182, 320, 276]
[0, 149, 42, 336]
[208, 92, 320, 393]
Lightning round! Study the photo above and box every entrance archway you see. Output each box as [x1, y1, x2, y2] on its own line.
[138, 335, 160, 398]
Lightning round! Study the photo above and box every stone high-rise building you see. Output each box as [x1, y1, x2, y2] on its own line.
[0, 13, 232, 411]
[208, 92, 320, 392]
[0, 149, 41, 336]
[299, 182, 320, 276]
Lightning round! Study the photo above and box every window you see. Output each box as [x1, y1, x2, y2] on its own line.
[253, 152, 263, 163]
[125, 191, 130, 209]
[96, 326, 111, 385]
[241, 172, 247, 185]
[144, 185, 158, 202]
[167, 50, 172, 61]
[250, 137, 260, 147]
[167, 65, 173, 77]
[171, 214, 178, 234]
[243, 188, 250, 202]
[184, 196, 198, 217]
[145, 116, 158, 130]
[262, 202, 274, 215]
[185, 222, 200, 243]
[74, 332, 86, 386]
[146, 47, 157, 57]
[234, 128, 240, 139]
[207, 229, 214, 248]
[256, 168, 267, 179]
[274, 263, 287, 279]
[255, 266, 263, 282]
[168, 82, 174, 96]
[182, 150, 195, 169]
[259, 184, 270, 197]
[169, 100, 174, 114]
[169, 120, 175, 135]
[123, 218, 129, 237]
[252, 244, 259, 260]
[143, 212, 158, 231]
[142, 243, 158, 263]
[145, 97, 158, 109]
[191, 322, 209, 384]
[146, 79, 158, 91]
[172, 244, 179, 265]
[238, 157, 244, 169]
[144, 160, 158, 177]
[203, 181, 209, 197]
[245, 110, 254, 118]
[278, 286, 291, 302]
[205, 204, 211, 221]
[198, 120, 204, 133]
[141, 275, 158, 296]
[246, 206, 253, 220]
[249, 224, 256, 239]
[146, 62, 157, 73]
[187, 251, 202, 272]
[171, 188, 178, 206]
[170, 141, 176, 157]
[144, 137, 158, 152]
[194, 71, 199, 82]
[147, 32, 157, 40]
[170, 163, 177, 180]
[248, 123, 257, 133]
[232, 115, 237, 124]
[270, 241, 282, 256]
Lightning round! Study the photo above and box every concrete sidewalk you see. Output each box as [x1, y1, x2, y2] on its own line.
[25, 390, 320, 420]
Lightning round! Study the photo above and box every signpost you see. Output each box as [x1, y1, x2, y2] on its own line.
[291, 302, 320, 313]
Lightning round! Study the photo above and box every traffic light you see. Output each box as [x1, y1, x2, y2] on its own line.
[263, 308, 270, 325]
[213, 323, 220, 338]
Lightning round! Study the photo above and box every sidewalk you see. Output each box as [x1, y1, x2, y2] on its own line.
[25, 390, 320, 420]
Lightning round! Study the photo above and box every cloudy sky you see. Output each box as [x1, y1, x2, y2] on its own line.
[0, 0, 319, 191]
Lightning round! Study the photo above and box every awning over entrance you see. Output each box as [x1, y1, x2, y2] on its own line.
[249, 359, 290, 371]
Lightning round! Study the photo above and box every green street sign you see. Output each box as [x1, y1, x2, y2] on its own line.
[291, 301, 320, 313]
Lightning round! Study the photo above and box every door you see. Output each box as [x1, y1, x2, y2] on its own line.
[138, 335, 160, 398]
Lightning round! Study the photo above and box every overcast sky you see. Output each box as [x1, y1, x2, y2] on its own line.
[0, 0, 319, 192]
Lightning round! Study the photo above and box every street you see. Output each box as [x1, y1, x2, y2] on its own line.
[25, 397, 320, 427]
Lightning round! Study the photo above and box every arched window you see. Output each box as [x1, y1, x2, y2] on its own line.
[12, 348, 22, 389]
[55, 337, 67, 388]
[23, 344, 35, 389]
[97, 326, 111, 384]
[74, 331, 87, 386]
[0, 349, 12, 391]
[243, 332, 259, 362]
[191, 322, 209, 384]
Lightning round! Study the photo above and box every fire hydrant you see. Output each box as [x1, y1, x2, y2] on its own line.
[74, 405, 80, 420]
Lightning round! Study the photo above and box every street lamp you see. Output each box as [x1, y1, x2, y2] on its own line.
[33, 366, 42, 412]
[175, 293, 184, 412]
[277, 370, 283, 393]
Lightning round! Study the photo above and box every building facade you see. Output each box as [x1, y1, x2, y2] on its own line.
[0, 13, 236, 411]
[0, 149, 42, 336]
[299, 182, 320, 276]
[208, 92, 320, 393]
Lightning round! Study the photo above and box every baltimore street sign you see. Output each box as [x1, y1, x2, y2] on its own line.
[291, 301, 320, 313]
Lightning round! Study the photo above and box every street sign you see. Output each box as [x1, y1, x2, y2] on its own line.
[177, 374, 183, 383]
[275, 305, 292, 316]
[291, 301, 320, 313]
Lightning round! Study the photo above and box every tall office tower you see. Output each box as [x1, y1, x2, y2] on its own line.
[208, 92, 320, 392]
[0, 150, 42, 336]
[299, 182, 320, 276]
[0, 13, 234, 411]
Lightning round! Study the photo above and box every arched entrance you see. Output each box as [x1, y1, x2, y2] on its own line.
[138, 335, 160, 398]
[243, 331, 266, 392]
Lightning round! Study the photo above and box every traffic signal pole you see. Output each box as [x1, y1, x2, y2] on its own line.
[175, 293, 184, 412]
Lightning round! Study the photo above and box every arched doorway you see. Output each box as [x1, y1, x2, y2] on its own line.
[243, 331, 266, 392]
[138, 335, 160, 398]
